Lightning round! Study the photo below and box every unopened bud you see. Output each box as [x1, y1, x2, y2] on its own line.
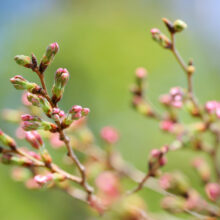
[2, 154, 32, 166]
[151, 28, 171, 49]
[192, 157, 211, 182]
[14, 55, 32, 68]
[205, 183, 220, 201]
[10, 75, 40, 93]
[0, 129, 16, 149]
[173, 19, 187, 33]
[51, 68, 69, 104]
[100, 126, 119, 144]
[161, 196, 185, 213]
[27, 93, 40, 106]
[159, 172, 190, 195]
[40, 148, 52, 164]
[135, 67, 147, 79]
[25, 131, 43, 149]
[39, 96, 52, 116]
[39, 42, 59, 73]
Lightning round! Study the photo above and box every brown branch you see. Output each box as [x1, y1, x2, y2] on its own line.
[34, 66, 94, 200]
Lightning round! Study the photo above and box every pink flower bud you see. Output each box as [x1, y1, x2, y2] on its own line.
[160, 120, 174, 132]
[82, 107, 90, 116]
[96, 171, 120, 197]
[100, 126, 119, 144]
[28, 151, 41, 160]
[59, 110, 65, 118]
[205, 183, 220, 201]
[25, 131, 43, 149]
[150, 28, 160, 35]
[135, 67, 147, 79]
[150, 149, 160, 158]
[205, 101, 217, 113]
[34, 174, 53, 184]
[21, 114, 41, 122]
[70, 105, 83, 113]
[159, 156, 167, 166]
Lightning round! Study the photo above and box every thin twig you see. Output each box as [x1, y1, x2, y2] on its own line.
[34, 66, 93, 200]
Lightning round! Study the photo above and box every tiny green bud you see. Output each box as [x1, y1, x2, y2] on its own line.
[14, 55, 32, 68]
[173, 19, 187, 32]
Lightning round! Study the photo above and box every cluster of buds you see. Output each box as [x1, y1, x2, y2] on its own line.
[62, 105, 90, 128]
[1, 18, 220, 220]
[160, 87, 184, 109]
[148, 145, 168, 175]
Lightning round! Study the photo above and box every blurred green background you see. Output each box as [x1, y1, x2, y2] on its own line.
[0, 0, 220, 219]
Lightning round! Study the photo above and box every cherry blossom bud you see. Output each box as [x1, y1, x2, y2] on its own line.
[14, 55, 32, 68]
[0, 129, 16, 149]
[160, 120, 174, 132]
[51, 68, 69, 104]
[82, 107, 90, 116]
[40, 148, 52, 164]
[135, 67, 147, 79]
[21, 114, 41, 122]
[192, 157, 211, 182]
[2, 154, 32, 166]
[39, 96, 52, 116]
[159, 172, 190, 195]
[100, 126, 119, 144]
[34, 174, 53, 184]
[39, 42, 59, 73]
[161, 196, 185, 213]
[25, 131, 43, 149]
[70, 105, 83, 113]
[27, 93, 40, 106]
[151, 28, 171, 49]
[96, 171, 120, 197]
[205, 183, 220, 201]
[150, 149, 160, 158]
[10, 75, 40, 93]
[173, 19, 187, 33]
[205, 101, 217, 113]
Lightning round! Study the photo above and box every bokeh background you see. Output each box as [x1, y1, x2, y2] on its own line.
[0, 0, 220, 219]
